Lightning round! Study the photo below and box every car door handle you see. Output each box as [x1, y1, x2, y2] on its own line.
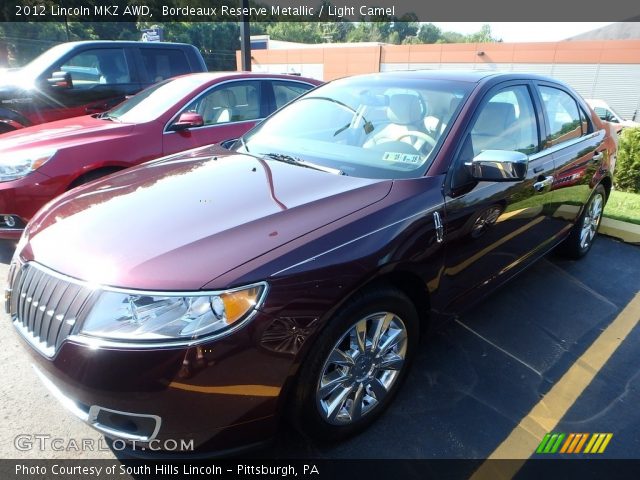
[591, 152, 604, 163]
[433, 211, 444, 243]
[533, 175, 554, 192]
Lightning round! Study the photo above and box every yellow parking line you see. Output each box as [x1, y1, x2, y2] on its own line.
[471, 291, 640, 480]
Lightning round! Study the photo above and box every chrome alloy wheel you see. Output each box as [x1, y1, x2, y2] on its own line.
[315, 312, 408, 425]
[580, 193, 604, 250]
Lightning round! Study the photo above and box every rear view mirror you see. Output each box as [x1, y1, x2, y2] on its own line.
[170, 112, 204, 131]
[468, 150, 528, 182]
[47, 71, 72, 89]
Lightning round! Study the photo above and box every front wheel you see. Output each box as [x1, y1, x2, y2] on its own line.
[561, 184, 606, 259]
[290, 286, 419, 441]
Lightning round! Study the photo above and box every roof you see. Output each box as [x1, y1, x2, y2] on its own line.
[349, 70, 503, 83]
[60, 40, 196, 48]
[565, 22, 640, 41]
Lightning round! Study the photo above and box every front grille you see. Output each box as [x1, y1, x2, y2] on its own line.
[8, 262, 97, 357]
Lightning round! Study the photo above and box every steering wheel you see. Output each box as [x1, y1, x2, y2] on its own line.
[395, 131, 438, 151]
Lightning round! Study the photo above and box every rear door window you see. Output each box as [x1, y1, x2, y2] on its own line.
[539, 86, 583, 146]
[272, 81, 314, 109]
[140, 49, 191, 82]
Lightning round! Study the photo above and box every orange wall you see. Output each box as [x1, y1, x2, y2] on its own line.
[242, 40, 640, 76]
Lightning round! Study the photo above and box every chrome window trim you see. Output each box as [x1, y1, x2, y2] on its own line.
[532, 130, 602, 160]
[162, 77, 316, 134]
[17, 261, 269, 350]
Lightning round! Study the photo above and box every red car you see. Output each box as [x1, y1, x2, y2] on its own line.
[0, 72, 320, 239]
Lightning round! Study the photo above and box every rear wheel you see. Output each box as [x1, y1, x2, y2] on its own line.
[291, 286, 419, 441]
[561, 184, 606, 259]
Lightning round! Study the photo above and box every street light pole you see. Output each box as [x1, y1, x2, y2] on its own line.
[239, 0, 251, 71]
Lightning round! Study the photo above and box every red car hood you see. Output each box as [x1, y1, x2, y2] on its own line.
[24, 149, 392, 290]
[0, 115, 134, 153]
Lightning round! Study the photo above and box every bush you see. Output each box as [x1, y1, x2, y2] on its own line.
[614, 127, 640, 193]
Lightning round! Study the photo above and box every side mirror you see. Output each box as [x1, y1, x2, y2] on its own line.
[169, 112, 204, 131]
[47, 71, 72, 89]
[468, 150, 528, 182]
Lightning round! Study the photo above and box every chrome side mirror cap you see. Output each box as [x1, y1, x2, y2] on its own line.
[468, 150, 528, 182]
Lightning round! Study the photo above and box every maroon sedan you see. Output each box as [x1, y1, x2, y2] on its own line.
[0, 72, 320, 239]
[7, 71, 615, 454]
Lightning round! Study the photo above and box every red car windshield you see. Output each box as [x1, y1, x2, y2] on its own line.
[105, 75, 209, 124]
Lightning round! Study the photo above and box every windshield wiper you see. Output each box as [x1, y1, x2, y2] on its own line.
[97, 112, 119, 122]
[263, 153, 344, 176]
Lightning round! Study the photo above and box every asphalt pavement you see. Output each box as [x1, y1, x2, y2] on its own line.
[0, 235, 638, 461]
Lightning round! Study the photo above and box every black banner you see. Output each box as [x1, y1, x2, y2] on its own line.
[1, 0, 640, 22]
[2, 459, 640, 480]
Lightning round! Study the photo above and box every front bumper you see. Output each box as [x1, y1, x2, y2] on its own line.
[15, 312, 297, 453]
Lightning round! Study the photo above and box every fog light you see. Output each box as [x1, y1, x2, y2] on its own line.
[3, 215, 15, 228]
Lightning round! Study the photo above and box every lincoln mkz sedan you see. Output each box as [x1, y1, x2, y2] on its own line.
[6, 71, 615, 454]
[0, 72, 320, 239]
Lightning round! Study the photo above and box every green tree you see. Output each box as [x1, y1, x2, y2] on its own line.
[467, 24, 502, 43]
[417, 23, 442, 44]
[266, 22, 323, 43]
[614, 127, 640, 193]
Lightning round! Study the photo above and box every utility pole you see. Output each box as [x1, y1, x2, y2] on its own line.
[239, 0, 251, 71]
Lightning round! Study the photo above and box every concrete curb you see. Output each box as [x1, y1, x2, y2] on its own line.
[600, 217, 640, 245]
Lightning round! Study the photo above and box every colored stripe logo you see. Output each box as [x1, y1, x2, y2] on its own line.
[536, 433, 613, 454]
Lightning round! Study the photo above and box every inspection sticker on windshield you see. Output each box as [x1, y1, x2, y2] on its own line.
[382, 152, 421, 164]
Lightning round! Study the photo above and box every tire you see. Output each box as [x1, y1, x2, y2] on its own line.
[290, 285, 419, 442]
[561, 184, 606, 259]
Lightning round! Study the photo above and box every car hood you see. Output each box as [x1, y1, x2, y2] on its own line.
[0, 116, 134, 153]
[24, 147, 392, 290]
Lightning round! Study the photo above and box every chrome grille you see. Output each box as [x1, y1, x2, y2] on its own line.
[8, 262, 97, 357]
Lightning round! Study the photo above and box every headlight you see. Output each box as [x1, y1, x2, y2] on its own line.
[78, 283, 266, 342]
[0, 148, 56, 182]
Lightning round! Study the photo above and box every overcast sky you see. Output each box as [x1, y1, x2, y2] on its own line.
[432, 23, 615, 42]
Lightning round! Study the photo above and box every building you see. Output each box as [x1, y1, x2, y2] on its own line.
[241, 37, 640, 121]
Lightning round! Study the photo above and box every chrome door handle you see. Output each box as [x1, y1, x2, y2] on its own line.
[433, 211, 444, 243]
[592, 152, 604, 163]
[533, 175, 554, 192]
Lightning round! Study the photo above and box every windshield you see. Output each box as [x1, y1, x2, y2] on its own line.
[106, 75, 207, 124]
[237, 76, 472, 179]
[0, 43, 74, 86]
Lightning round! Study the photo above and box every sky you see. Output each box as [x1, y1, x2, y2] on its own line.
[432, 23, 615, 42]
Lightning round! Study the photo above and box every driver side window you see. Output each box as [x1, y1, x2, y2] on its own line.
[452, 85, 538, 189]
[181, 81, 261, 126]
[57, 49, 130, 89]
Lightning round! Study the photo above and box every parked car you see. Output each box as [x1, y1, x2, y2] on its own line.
[586, 99, 640, 133]
[0, 40, 207, 133]
[7, 71, 615, 454]
[0, 72, 320, 238]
